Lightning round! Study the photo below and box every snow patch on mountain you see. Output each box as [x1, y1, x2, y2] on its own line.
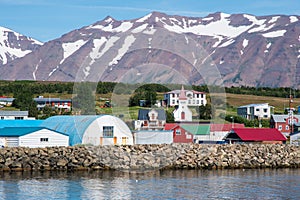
[290, 16, 298, 23]
[61, 39, 87, 64]
[162, 13, 251, 38]
[268, 16, 280, 24]
[87, 21, 133, 33]
[32, 59, 42, 80]
[220, 39, 235, 47]
[262, 30, 286, 38]
[108, 34, 136, 66]
[131, 24, 148, 33]
[0, 27, 42, 65]
[242, 39, 249, 48]
[136, 13, 152, 23]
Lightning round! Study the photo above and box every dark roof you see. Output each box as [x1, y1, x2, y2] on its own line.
[226, 128, 286, 141]
[138, 109, 166, 120]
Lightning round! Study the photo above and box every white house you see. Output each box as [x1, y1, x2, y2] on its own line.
[0, 111, 35, 120]
[173, 86, 193, 122]
[41, 115, 133, 146]
[164, 86, 207, 107]
[0, 127, 69, 148]
[237, 103, 273, 120]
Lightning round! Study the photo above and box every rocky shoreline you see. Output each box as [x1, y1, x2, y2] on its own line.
[0, 144, 300, 172]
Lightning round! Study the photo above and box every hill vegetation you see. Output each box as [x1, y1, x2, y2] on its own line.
[0, 81, 298, 127]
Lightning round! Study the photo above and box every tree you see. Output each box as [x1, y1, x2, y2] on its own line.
[12, 88, 38, 118]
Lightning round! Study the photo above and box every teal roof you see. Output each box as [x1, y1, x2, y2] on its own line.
[0, 127, 68, 137]
[0, 120, 43, 129]
[180, 124, 210, 135]
[41, 115, 104, 146]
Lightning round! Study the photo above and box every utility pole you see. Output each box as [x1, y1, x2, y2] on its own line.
[288, 92, 293, 143]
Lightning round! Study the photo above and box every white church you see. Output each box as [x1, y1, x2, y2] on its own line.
[173, 86, 193, 122]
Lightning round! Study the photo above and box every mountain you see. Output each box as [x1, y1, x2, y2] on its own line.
[0, 27, 43, 65]
[0, 12, 299, 88]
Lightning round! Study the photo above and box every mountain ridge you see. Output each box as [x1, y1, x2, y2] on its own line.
[0, 12, 299, 88]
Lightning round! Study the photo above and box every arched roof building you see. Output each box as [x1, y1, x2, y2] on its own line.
[41, 115, 133, 146]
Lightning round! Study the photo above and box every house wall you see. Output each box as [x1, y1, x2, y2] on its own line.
[209, 131, 228, 141]
[290, 133, 300, 145]
[19, 129, 69, 148]
[238, 104, 271, 120]
[135, 130, 173, 144]
[164, 92, 207, 107]
[83, 116, 133, 146]
[0, 137, 18, 147]
[173, 127, 193, 143]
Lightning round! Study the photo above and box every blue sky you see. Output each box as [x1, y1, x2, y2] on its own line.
[0, 0, 299, 42]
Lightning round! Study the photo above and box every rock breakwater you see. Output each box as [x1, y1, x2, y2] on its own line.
[0, 144, 300, 172]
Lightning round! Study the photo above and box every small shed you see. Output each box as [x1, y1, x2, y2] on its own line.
[41, 115, 133, 146]
[0, 127, 69, 148]
[224, 128, 287, 144]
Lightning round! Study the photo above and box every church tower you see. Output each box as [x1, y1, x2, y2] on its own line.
[173, 86, 192, 122]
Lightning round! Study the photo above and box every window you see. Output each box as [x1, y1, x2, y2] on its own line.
[263, 108, 268, 113]
[40, 138, 49, 142]
[15, 117, 24, 120]
[278, 125, 282, 130]
[286, 125, 289, 130]
[181, 112, 185, 120]
[175, 129, 181, 135]
[186, 134, 192, 139]
[103, 126, 114, 138]
[256, 108, 260, 111]
[1, 117, 4, 120]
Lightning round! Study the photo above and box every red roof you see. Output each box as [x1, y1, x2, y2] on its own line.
[210, 123, 244, 132]
[232, 128, 286, 141]
[164, 123, 179, 130]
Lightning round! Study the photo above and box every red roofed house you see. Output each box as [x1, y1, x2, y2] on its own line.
[224, 128, 287, 144]
[164, 123, 194, 143]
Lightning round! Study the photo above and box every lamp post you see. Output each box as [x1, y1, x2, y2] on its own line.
[230, 116, 234, 129]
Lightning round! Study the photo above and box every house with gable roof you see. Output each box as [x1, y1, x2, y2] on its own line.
[0, 127, 69, 148]
[134, 108, 166, 130]
[270, 114, 300, 136]
[224, 128, 287, 144]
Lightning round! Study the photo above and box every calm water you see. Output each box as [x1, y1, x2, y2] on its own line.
[0, 169, 300, 200]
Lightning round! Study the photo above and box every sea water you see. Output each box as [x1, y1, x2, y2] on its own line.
[0, 169, 300, 199]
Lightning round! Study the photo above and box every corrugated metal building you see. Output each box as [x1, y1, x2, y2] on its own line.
[0, 127, 69, 148]
[41, 115, 133, 146]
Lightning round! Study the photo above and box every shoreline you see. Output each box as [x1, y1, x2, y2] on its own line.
[0, 144, 300, 172]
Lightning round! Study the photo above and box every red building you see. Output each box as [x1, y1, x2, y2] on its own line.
[270, 114, 300, 137]
[224, 128, 287, 144]
[164, 123, 194, 143]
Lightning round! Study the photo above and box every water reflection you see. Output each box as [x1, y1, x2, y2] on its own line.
[0, 169, 300, 199]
